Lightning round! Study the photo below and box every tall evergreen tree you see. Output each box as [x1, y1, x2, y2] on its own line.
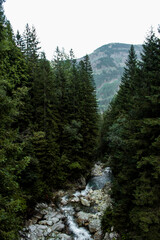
[0, 3, 30, 238]
[101, 31, 160, 240]
[77, 55, 99, 170]
[0, 2, 100, 236]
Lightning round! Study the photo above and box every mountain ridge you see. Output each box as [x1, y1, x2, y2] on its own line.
[87, 43, 142, 112]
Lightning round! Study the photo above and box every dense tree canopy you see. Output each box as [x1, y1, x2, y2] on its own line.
[101, 30, 160, 240]
[0, 2, 99, 238]
[1, 1, 160, 240]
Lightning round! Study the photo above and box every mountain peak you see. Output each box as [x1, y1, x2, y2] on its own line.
[88, 43, 142, 112]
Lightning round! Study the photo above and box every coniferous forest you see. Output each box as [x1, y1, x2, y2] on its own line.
[1, 0, 160, 239]
[101, 31, 160, 239]
[0, 1, 99, 239]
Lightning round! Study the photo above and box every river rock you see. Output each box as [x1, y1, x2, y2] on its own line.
[103, 233, 110, 240]
[58, 233, 72, 240]
[20, 162, 113, 240]
[91, 163, 104, 176]
[71, 196, 80, 203]
[110, 232, 118, 239]
[103, 232, 118, 240]
[44, 211, 64, 223]
[51, 232, 71, 240]
[80, 197, 90, 207]
[76, 211, 92, 225]
[56, 190, 65, 197]
[61, 196, 68, 205]
[28, 212, 43, 225]
[94, 230, 103, 240]
[26, 224, 48, 240]
[79, 175, 86, 189]
[51, 221, 65, 231]
[88, 218, 101, 233]
[56, 213, 65, 220]
[44, 227, 52, 237]
[36, 203, 48, 209]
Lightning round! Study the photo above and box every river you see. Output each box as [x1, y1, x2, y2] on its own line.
[20, 164, 112, 240]
[59, 166, 111, 240]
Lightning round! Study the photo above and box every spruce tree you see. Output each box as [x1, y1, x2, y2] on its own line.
[102, 31, 160, 239]
[128, 30, 160, 240]
[0, 3, 30, 238]
[77, 55, 99, 172]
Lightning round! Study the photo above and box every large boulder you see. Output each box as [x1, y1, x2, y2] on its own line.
[80, 197, 91, 207]
[27, 224, 48, 240]
[71, 196, 80, 203]
[61, 196, 68, 205]
[91, 163, 104, 176]
[51, 221, 65, 232]
[76, 211, 93, 225]
[38, 220, 53, 226]
[94, 230, 103, 240]
[88, 218, 101, 233]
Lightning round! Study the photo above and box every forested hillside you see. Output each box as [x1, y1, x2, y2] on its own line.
[0, 1, 99, 239]
[101, 30, 160, 239]
[89, 43, 142, 112]
[1, 0, 160, 239]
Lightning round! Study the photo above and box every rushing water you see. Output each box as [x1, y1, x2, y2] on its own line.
[61, 205, 93, 240]
[88, 167, 111, 190]
[20, 165, 111, 240]
[60, 166, 111, 240]
[74, 167, 111, 197]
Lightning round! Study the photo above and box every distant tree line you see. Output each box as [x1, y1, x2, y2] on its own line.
[0, 2, 99, 239]
[101, 28, 160, 239]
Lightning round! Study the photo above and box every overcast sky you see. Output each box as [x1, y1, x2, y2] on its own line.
[4, 0, 160, 60]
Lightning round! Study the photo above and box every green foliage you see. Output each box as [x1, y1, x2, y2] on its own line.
[101, 31, 160, 239]
[0, 22, 99, 240]
[0, 81, 29, 239]
[101, 207, 114, 233]
[0, 4, 99, 238]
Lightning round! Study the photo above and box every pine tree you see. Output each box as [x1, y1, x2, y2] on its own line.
[128, 30, 160, 240]
[101, 45, 140, 237]
[51, 51, 99, 180]
[101, 31, 160, 239]
[77, 55, 99, 172]
[0, 4, 30, 238]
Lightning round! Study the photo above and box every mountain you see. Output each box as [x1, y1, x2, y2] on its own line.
[88, 43, 142, 112]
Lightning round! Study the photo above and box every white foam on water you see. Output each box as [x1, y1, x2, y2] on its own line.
[61, 206, 93, 240]
[73, 184, 91, 197]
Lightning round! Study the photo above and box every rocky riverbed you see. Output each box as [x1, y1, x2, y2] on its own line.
[20, 163, 118, 240]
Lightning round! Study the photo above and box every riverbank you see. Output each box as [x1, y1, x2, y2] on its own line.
[20, 163, 117, 240]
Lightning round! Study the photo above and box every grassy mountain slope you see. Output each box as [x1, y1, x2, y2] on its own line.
[89, 43, 142, 112]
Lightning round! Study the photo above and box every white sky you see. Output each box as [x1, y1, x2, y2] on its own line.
[4, 0, 160, 60]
